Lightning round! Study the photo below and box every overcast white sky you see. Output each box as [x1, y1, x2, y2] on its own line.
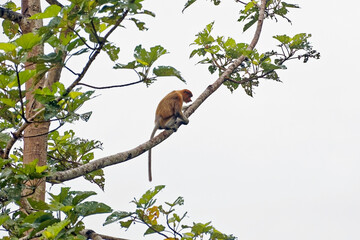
[4, 0, 360, 239]
[67, 1, 360, 239]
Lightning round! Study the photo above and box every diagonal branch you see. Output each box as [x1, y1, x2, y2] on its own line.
[45, 0, 63, 7]
[62, 9, 129, 97]
[47, 0, 267, 183]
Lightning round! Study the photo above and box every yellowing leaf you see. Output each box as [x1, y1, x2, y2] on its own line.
[42, 219, 71, 240]
[0, 42, 16, 52]
[99, 23, 108, 32]
[136, 58, 149, 66]
[68, 91, 82, 99]
[36, 165, 48, 173]
[146, 206, 160, 225]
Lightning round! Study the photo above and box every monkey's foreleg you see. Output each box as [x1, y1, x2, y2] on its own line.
[182, 104, 192, 112]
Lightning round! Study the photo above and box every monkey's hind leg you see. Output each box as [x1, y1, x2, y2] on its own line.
[164, 117, 179, 132]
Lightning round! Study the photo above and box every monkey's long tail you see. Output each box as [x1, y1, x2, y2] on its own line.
[148, 127, 157, 182]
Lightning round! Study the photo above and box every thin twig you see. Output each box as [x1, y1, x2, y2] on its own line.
[77, 80, 143, 89]
[23, 120, 64, 138]
[45, 0, 63, 7]
[67, 25, 95, 50]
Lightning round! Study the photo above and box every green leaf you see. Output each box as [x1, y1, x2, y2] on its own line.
[120, 219, 133, 228]
[68, 91, 82, 99]
[36, 165, 48, 173]
[138, 185, 165, 206]
[0, 42, 16, 52]
[0, 215, 10, 226]
[75, 201, 112, 217]
[27, 198, 50, 210]
[183, 0, 197, 12]
[23, 159, 39, 175]
[282, 2, 300, 9]
[134, 45, 167, 67]
[104, 211, 132, 226]
[244, 1, 255, 13]
[114, 61, 137, 69]
[223, 37, 236, 49]
[290, 33, 311, 49]
[29, 5, 61, 19]
[49, 187, 70, 204]
[2, 19, 19, 39]
[153, 66, 185, 82]
[129, 18, 148, 31]
[23, 211, 53, 224]
[273, 34, 291, 44]
[194, 22, 215, 46]
[99, 23, 108, 33]
[0, 158, 12, 168]
[144, 224, 165, 235]
[80, 111, 92, 122]
[8, 69, 36, 88]
[15, 33, 42, 50]
[0, 98, 16, 107]
[42, 219, 71, 240]
[72, 191, 97, 205]
[60, 205, 73, 213]
[104, 43, 120, 61]
[191, 222, 212, 235]
[30, 51, 63, 64]
[243, 14, 258, 32]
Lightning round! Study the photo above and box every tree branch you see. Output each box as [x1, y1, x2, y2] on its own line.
[77, 80, 143, 89]
[47, 0, 267, 183]
[45, 0, 63, 7]
[0, 7, 24, 24]
[80, 229, 129, 240]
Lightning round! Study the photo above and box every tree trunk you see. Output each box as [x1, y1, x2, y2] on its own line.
[20, 0, 47, 203]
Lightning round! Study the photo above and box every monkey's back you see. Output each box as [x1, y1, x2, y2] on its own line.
[155, 91, 183, 124]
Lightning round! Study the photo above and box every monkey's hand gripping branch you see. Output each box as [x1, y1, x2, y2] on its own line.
[46, 0, 267, 184]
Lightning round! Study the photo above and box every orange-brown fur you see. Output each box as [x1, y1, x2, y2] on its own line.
[148, 89, 193, 181]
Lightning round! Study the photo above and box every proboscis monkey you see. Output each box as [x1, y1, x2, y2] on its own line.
[148, 89, 193, 182]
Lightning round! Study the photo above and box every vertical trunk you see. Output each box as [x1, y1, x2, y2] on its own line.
[20, 0, 47, 203]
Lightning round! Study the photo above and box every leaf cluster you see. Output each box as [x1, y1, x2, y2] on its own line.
[104, 185, 236, 240]
[47, 130, 105, 190]
[190, 22, 320, 96]
[0, 159, 48, 208]
[0, 184, 111, 239]
[33, 83, 94, 122]
[238, 0, 299, 31]
[114, 45, 185, 86]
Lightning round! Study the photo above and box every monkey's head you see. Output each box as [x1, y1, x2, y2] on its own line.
[182, 89, 193, 103]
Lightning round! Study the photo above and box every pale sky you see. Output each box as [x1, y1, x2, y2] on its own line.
[4, 0, 360, 240]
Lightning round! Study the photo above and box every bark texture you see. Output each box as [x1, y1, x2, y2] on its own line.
[21, 0, 47, 202]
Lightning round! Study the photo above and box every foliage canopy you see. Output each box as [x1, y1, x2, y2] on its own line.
[0, 0, 319, 239]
